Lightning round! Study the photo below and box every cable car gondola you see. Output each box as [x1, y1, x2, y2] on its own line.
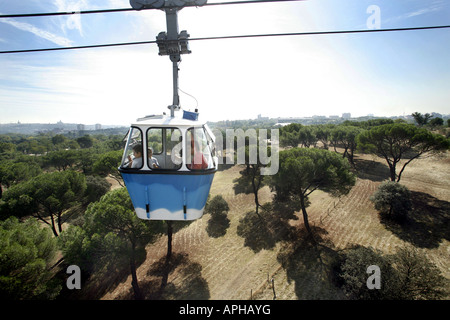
[119, 111, 217, 220]
[119, 0, 216, 220]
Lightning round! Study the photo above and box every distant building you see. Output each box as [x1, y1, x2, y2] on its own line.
[257, 114, 269, 121]
[342, 113, 351, 119]
[77, 124, 85, 131]
[95, 123, 102, 130]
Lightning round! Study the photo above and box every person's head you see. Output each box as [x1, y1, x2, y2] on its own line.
[133, 144, 142, 157]
[148, 147, 153, 157]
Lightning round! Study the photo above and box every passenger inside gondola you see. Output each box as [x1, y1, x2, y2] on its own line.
[187, 127, 211, 170]
[148, 147, 160, 169]
[128, 143, 143, 169]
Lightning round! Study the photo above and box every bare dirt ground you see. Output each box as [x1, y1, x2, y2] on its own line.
[102, 150, 450, 300]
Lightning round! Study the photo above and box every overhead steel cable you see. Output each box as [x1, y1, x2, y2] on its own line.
[0, 40, 157, 54]
[189, 25, 450, 41]
[0, 25, 449, 55]
[0, 0, 306, 18]
[0, 8, 133, 18]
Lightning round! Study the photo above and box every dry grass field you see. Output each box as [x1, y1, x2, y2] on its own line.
[101, 150, 450, 300]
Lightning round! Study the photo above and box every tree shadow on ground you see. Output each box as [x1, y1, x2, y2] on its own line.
[140, 252, 210, 300]
[56, 263, 130, 300]
[380, 191, 450, 248]
[236, 201, 298, 253]
[276, 226, 346, 299]
[57, 245, 148, 300]
[206, 212, 230, 238]
[354, 157, 391, 182]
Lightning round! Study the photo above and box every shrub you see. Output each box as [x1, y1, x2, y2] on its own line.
[335, 245, 448, 300]
[337, 246, 399, 299]
[370, 181, 411, 221]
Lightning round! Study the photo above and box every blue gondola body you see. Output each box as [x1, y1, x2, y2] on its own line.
[121, 171, 215, 220]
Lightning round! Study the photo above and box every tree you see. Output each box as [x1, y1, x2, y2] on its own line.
[0, 217, 60, 299]
[280, 123, 303, 148]
[44, 149, 79, 171]
[62, 188, 164, 300]
[0, 141, 15, 154]
[357, 123, 449, 182]
[16, 137, 46, 155]
[412, 112, 432, 126]
[92, 150, 124, 186]
[429, 117, 444, 127]
[1, 170, 86, 236]
[58, 225, 92, 273]
[76, 135, 94, 148]
[337, 246, 399, 300]
[269, 148, 355, 236]
[280, 123, 317, 148]
[336, 245, 448, 300]
[76, 149, 96, 174]
[51, 134, 67, 147]
[314, 124, 334, 149]
[83, 175, 111, 204]
[233, 144, 269, 216]
[370, 181, 412, 221]
[0, 161, 42, 199]
[297, 126, 317, 148]
[164, 220, 196, 262]
[330, 126, 363, 166]
[230, 128, 277, 217]
[391, 246, 448, 299]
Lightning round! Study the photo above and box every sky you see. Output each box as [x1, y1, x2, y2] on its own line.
[0, 0, 449, 126]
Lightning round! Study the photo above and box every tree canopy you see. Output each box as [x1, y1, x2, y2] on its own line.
[280, 123, 317, 148]
[0, 217, 60, 299]
[1, 170, 86, 236]
[370, 181, 412, 221]
[60, 188, 164, 299]
[337, 245, 448, 300]
[357, 123, 449, 182]
[329, 126, 363, 165]
[269, 148, 356, 235]
[411, 112, 432, 126]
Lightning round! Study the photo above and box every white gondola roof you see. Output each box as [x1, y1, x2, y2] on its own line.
[132, 112, 205, 127]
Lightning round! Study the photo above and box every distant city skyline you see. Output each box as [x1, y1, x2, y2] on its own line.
[2, 110, 448, 128]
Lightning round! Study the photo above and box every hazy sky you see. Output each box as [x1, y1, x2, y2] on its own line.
[0, 0, 449, 126]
